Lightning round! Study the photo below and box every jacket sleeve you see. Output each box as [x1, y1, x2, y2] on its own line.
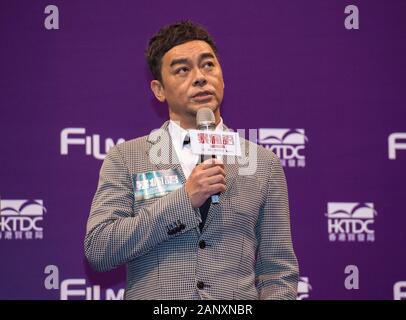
[84, 145, 200, 272]
[255, 152, 299, 299]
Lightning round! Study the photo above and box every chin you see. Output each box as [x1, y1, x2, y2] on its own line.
[197, 104, 218, 112]
[187, 103, 219, 117]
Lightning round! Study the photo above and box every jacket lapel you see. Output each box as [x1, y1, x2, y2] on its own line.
[145, 121, 187, 184]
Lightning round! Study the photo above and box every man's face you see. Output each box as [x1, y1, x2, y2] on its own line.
[151, 40, 225, 126]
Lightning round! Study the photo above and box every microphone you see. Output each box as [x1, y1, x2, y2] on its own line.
[196, 108, 221, 204]
[196, 107, 216, 132]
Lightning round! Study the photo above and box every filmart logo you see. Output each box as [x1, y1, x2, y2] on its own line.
[258, 128, 307, 167]
[43, 265, 124, 300]
[326, 202, 377, 242]
[60, 278, 124, 300]
[60, 128, 125, 160]
[388, 132, 406, 159]
[0, 199, 46, 240]
[297, 277, 312, 300]
[394, 281, 406, 300]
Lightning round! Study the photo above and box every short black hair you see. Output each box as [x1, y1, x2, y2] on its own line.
[146, 20, 218, 82]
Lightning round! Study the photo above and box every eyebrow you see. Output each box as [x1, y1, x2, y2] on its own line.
[199, 52, 215, 61]
[169, 52, 216, 68]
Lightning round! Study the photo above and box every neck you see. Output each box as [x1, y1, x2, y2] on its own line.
[169, 110, 221, 130]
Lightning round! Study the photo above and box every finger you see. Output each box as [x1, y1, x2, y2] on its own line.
[208, 183, 226, 195]
[202, 166, 225, 178]
[204, 174, 226, 186]
[200, 158, 224, 169]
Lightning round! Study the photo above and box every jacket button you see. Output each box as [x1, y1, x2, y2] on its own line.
[196, 281, 204, 290]
[199, 240, 206, 249]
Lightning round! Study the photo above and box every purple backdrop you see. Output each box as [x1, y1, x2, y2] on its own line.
[1, 0, 405, 300]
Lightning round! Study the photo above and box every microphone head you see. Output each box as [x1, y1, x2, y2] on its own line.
[196, 108, 215, 130]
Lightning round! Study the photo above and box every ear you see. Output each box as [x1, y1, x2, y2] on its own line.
[150, 80, 166, 102]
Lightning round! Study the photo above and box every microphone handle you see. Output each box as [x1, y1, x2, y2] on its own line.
[200, 154, 220, 204]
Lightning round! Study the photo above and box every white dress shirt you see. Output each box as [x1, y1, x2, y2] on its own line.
[168, 118, 224, 179]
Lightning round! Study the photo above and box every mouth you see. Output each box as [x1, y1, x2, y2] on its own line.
[192, 91, 214, 102]
[192, 91, 213, 98]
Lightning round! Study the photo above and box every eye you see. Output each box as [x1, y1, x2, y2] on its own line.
[203, 61, 214, 69]
[176, 67, 189, 74]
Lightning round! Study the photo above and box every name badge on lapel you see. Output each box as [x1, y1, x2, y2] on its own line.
[132, 169, 183, 201]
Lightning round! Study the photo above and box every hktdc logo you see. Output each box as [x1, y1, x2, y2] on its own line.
[258, 128, 307, 167]
[0, 199, 46, 240]
[60, 128, 125, 160]
[326, 202, 377, 242]
[297, 276, 312, 300]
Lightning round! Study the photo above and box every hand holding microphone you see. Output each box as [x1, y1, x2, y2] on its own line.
[185, 107, 225, 208]
[185, 158, 226, 208]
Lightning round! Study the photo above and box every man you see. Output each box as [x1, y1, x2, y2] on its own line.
[84, 21, 299, 300]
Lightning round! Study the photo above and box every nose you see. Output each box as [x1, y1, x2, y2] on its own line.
[192, 69, 207, 87]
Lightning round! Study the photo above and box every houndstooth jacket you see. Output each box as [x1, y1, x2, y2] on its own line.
[84, 121, 299, 300]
